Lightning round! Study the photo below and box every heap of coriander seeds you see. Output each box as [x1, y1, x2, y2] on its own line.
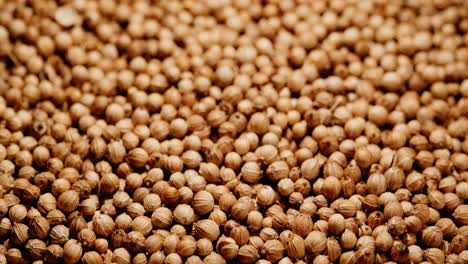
[0, 0, 468, 263]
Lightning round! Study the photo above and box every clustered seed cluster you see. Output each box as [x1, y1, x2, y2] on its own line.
[0, 0, 467, 264]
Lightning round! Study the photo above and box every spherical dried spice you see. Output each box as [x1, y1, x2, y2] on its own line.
[241, 161, 262, 184]
[57, 190, 79, 213]
[93, 213, 115, 237]
[194, 219, 220, 241]
[192, 190, 215, 215]
[1, 0, 468, 263]
[151, 207, 173, 229]
[173, 204, 195, 226]
[63, 239, 82, 264]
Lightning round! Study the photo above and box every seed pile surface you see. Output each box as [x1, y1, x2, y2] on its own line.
[0, 0, 468, 263]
